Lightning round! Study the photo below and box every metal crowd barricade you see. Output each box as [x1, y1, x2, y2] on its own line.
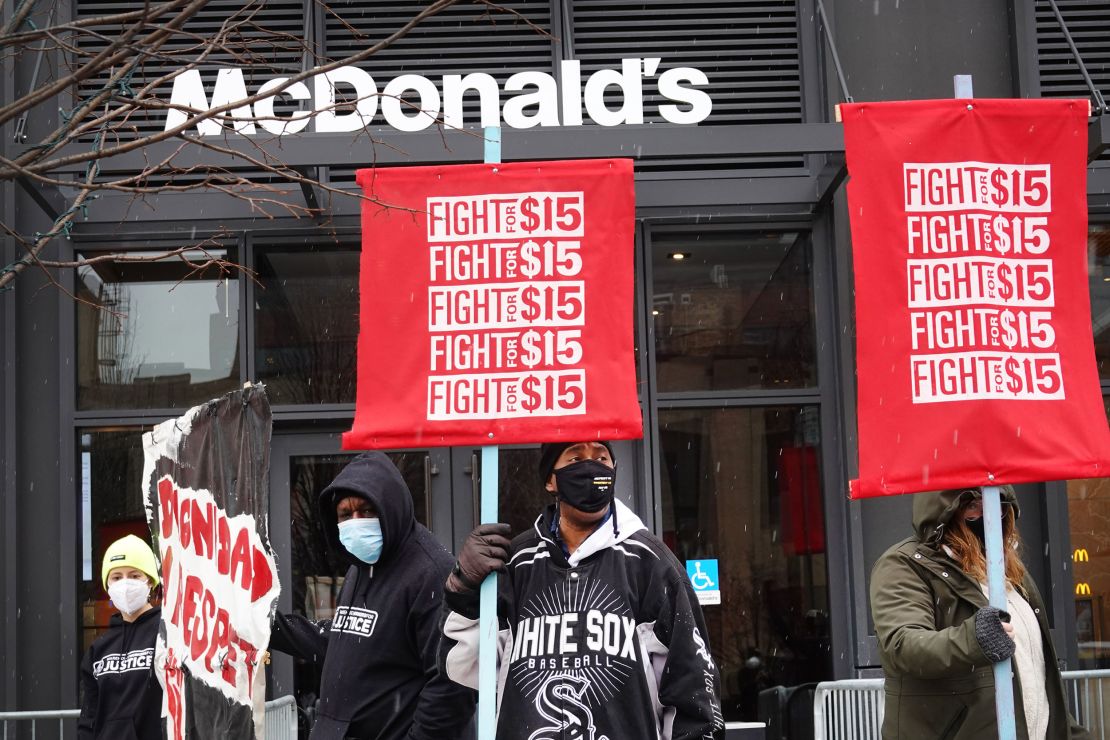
[811, 670, 1110, 740]
[812, 678, 884, 740]
[0, 709, 79, 740]
[1063, 669, 1110, 740]
[263, 694, 298, 740]
[0, 697, 296, 740]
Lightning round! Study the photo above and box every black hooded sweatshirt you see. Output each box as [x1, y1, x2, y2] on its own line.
[78, 606, 162, 740]
[271, 451, 476, 740]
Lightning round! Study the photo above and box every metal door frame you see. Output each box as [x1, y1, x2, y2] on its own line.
[267, 431, 453, 697]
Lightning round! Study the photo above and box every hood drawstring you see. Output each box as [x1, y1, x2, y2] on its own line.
[554, 502, 561, 545]
[611, 499, 619, 538]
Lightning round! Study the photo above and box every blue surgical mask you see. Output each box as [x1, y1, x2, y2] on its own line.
[338, 518, 384, 564]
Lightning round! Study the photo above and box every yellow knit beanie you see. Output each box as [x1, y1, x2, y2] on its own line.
[101, 534, 160, 589]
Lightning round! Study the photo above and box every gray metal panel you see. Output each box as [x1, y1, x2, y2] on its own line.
[827, 171, 876, 669]
[640, 224, 665, 535]
[810, 210, 855, 679]
[41, 122, 845, 174]
[267, 433, 297, 700]
[13, 193, 67, 712]
[1010, 0, 1043, 99]
[324, 0, 554, 87]
[832, 0, 1015, 101]
[570, 0, 804, 126]
[1091, 115, 1110, 162]
[1044, 480, 1082, 669]
[1, 237, 14, 716]
[854, 495, 909, 668]
[8, 0, 76, 705]
[1092, 168, 1110, 200]
[449, 447, 479, 555]
[58, 234, 79, 708]
[1034, 0, 1110, 102]
[1013, 485, 1049, 616]
[1, 0, 17, 710]
[58, 172, 842, 228]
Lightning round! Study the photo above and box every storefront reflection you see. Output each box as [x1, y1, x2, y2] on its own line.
[659, 405, 831, 722]
[76, 251, 240, 410]
[1070, 396, 1110, 667]
[255, 246, 360, 405]
[652, 231, 816, 393]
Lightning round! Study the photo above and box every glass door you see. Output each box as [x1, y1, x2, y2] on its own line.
[269, 433, 641, 732]
[268, 432, 453, 719]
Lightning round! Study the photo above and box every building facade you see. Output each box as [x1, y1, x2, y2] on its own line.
[2, 0, 1109, 732]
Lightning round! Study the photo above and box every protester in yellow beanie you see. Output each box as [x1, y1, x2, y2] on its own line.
[78, 534, 162, 739]
[100, 534, 160, 590]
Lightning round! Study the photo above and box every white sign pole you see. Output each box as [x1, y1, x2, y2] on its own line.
[982, 483, 1017, 740]
[477, 125, 502, 740]
[954, 71, 1017, 740]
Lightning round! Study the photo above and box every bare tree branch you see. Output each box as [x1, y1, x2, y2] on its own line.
[0, 0, 536, 300]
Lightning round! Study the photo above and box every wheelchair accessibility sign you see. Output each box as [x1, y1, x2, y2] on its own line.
[686, 559, 720, 605]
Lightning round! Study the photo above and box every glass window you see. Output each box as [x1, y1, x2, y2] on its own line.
[254, 246, 359, 405]
[289, 452, 428, 704]
[658, 405, 830, 721]
[1068, 473, 1110, 668]
[652, 230, 816, 393]
[79, 430, 152, 653]
[76, 250, 240, 410]
[1069, 395, 1110, 667]
[1090, 225, 1110, 378]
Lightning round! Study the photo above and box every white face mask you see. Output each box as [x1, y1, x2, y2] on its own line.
[107, 578, 151, 615]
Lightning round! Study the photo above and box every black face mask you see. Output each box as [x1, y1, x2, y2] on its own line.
[554, 459, 616, 513]
[966, 517, 985, 542]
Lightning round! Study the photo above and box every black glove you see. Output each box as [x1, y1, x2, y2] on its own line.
[974, 606, 1016, 662]
[448, 523, 512, 593]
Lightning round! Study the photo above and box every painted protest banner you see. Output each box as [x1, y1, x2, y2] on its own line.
[143, 385, 278, 739]
[343, 158, 642, 449]
[842, 98, 1110, 497]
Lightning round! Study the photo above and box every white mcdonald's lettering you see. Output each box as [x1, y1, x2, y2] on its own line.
[164, 59, 713, 134]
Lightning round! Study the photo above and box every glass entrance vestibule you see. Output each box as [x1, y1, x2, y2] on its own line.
[75, 222, 841, 724]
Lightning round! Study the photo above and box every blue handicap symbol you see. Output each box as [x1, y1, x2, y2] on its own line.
[686, 559, 719, 591]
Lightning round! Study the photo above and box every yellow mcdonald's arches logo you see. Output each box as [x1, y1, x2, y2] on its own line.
[1074, 548, 1091, 563]
[1077, 583, 1093, 596]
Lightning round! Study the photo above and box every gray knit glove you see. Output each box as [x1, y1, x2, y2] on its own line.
[974, 606, 1016, 662]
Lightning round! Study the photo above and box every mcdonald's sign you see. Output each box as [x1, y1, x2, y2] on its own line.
[1075, 548, 1091, 563]
[1077, 583, 1093, 596]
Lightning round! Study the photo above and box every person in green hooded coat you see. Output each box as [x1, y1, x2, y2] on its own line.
[869, 486, 1089, 739]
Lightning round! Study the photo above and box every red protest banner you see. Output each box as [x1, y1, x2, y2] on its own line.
[143, 386, 277, 739]
[343, 158, 642, 450]
[843, 98, 1110, 498]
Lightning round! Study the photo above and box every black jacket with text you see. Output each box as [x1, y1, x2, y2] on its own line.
[440, 500, 724, 740]
[78, 606, 163, 740]
[271, 452, 476, 740]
